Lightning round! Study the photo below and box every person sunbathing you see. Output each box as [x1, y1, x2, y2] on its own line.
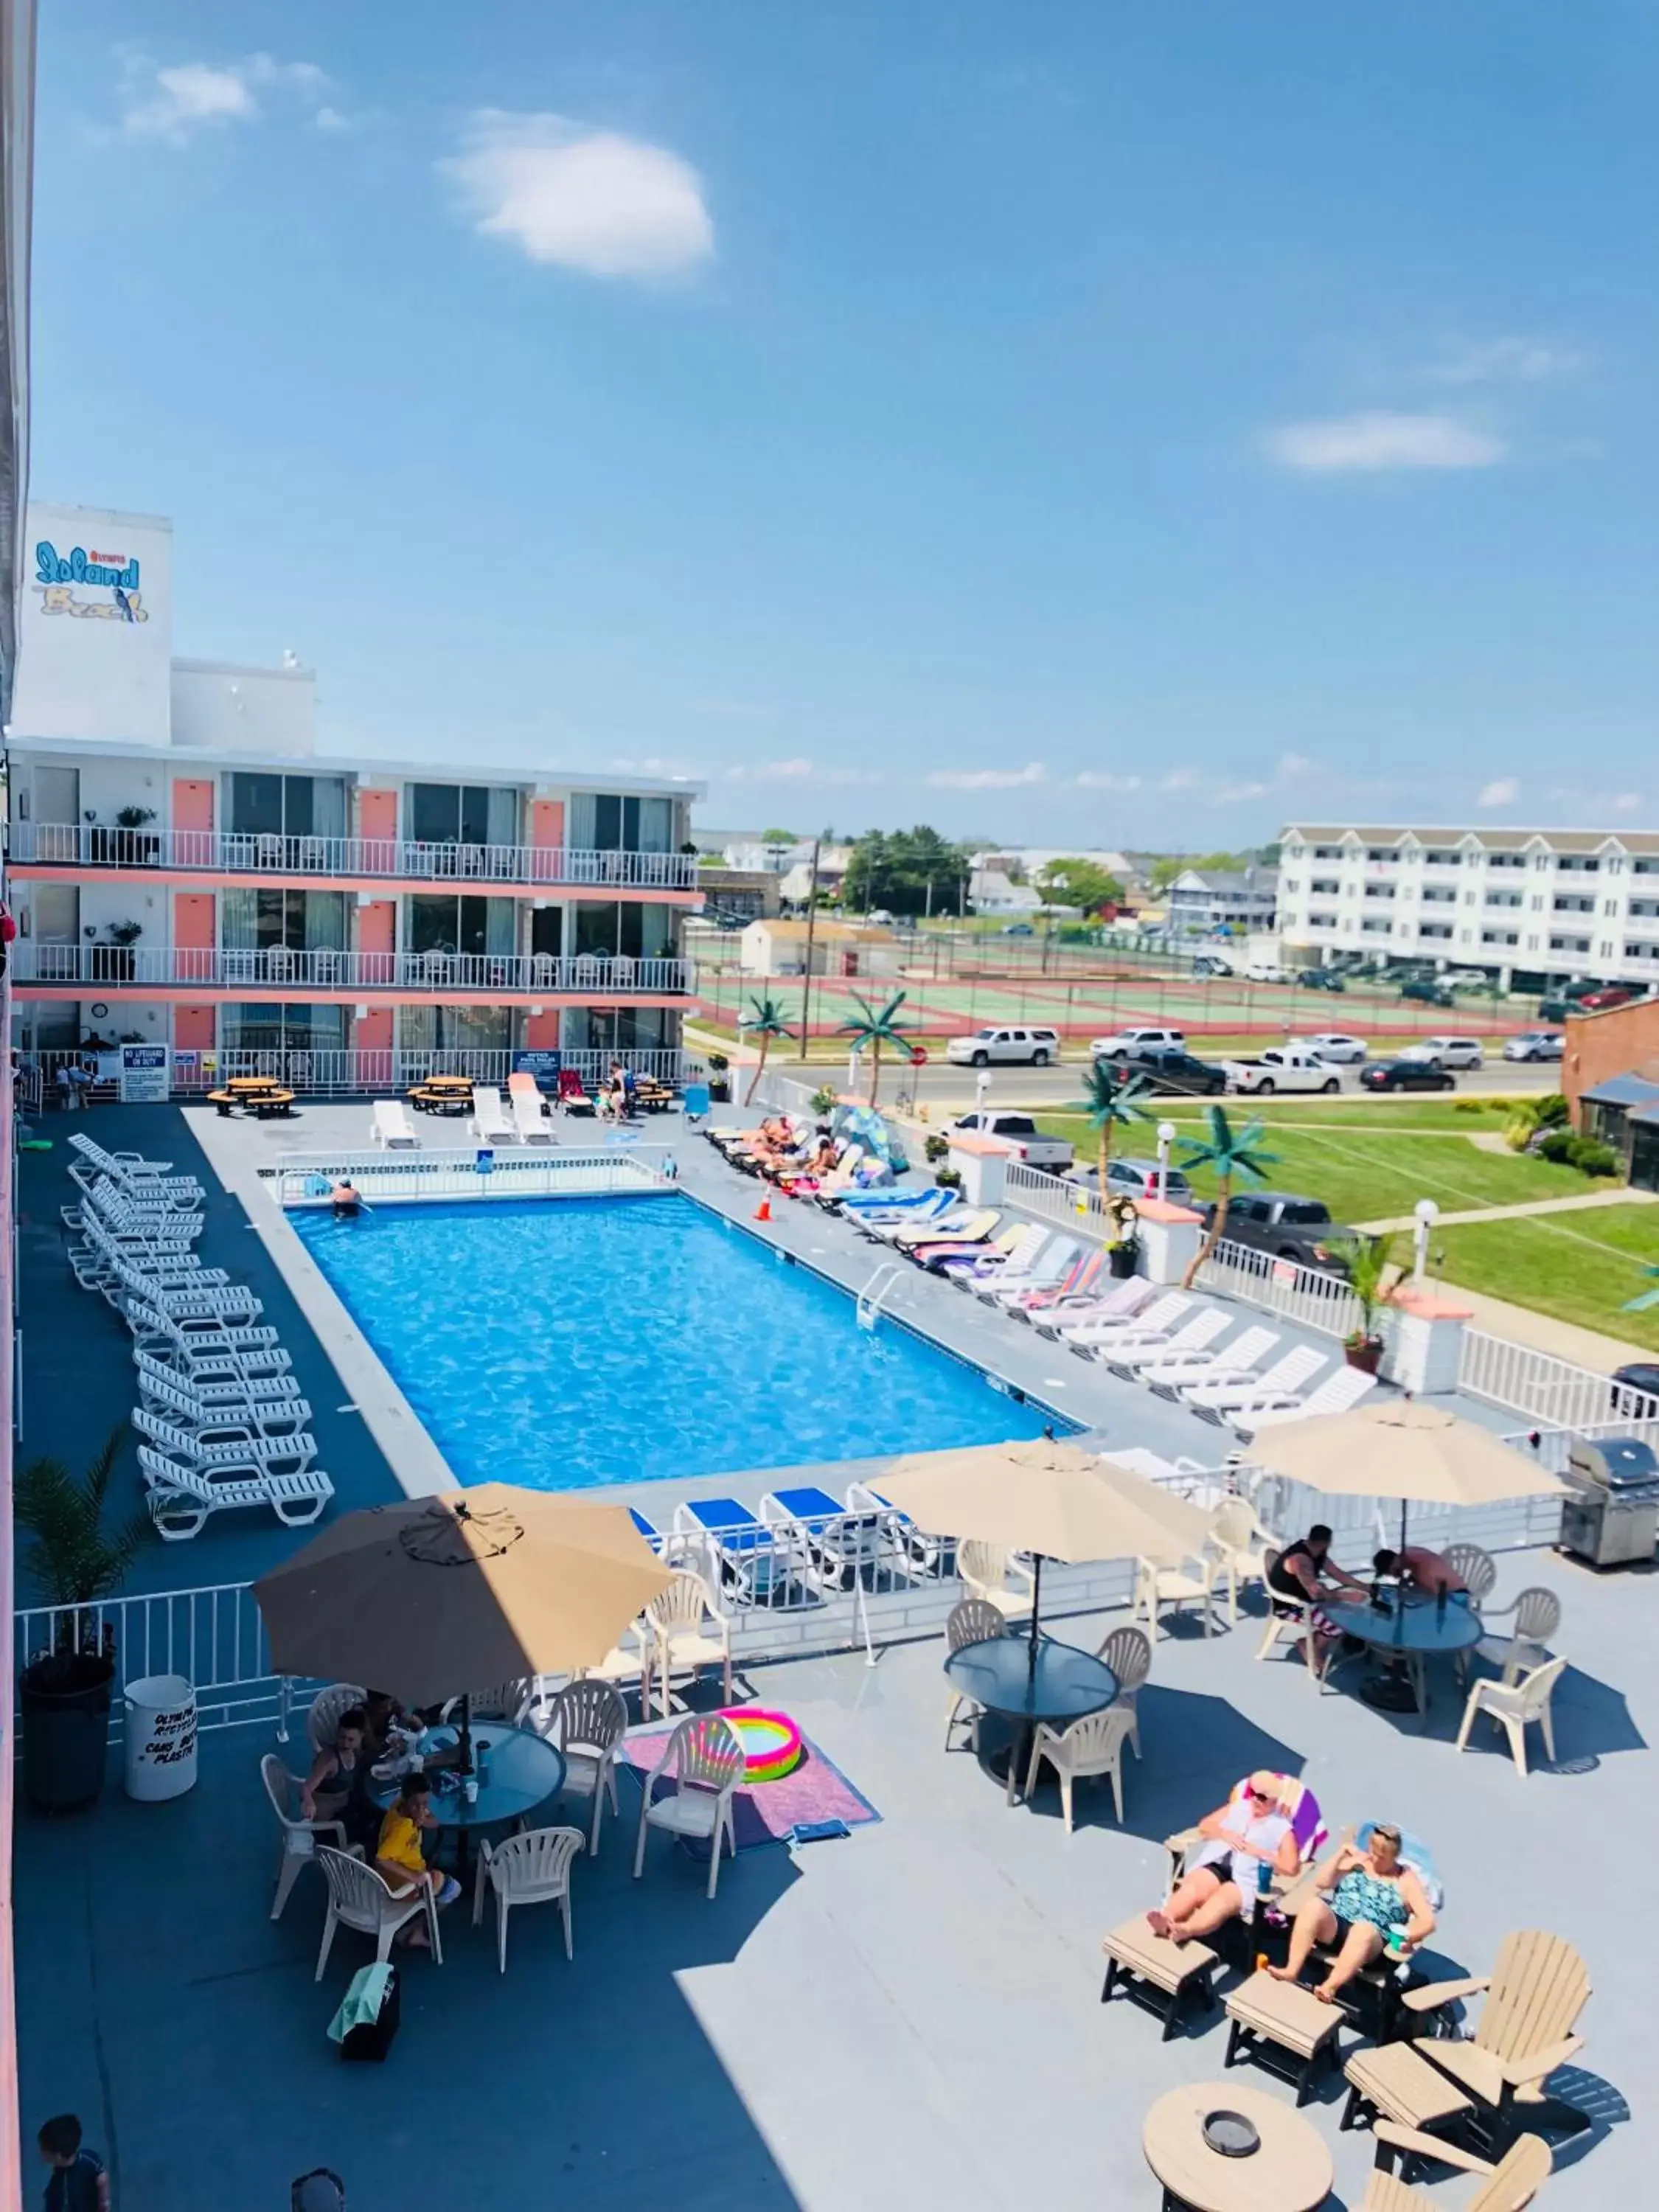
[1268, 1823, 1435, 2002]
[1147, 1772, 1301, 1947]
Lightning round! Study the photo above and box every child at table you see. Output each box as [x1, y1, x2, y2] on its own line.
[375, 1774, 461, 1946]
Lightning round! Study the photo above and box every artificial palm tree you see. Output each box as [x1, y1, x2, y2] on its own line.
[1177, 1105, 1281, 1287]
[15, 1425, 149, 1635]
[1079, 1060, 1151, 1187]
[739, 995, 796, 1105]
[836, 989, 914, 1107]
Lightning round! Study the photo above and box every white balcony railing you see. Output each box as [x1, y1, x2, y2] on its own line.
[8, 821, 699, 891]
[10, 944, 693, 995]
[1195, 1238, 1366, 1340]
[17, 1046, 690, 1105]
[1458, 1328, 1659, 1428]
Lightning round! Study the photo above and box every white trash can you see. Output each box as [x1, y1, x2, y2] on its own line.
[123, 1673, 198, 1801]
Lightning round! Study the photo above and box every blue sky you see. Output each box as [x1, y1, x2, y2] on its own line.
[27, 1, 1659, 844]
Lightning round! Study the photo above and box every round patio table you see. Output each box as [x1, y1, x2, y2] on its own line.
[1142, 2081, 1332, 2211]
[943, 1634, 1118, 1801]
[1340, 1594, 1483, 1714]
[368, 1722, 566, 1875]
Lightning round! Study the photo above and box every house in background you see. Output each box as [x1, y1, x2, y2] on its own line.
[1164, 867, 1279, 941]
[1562, 995, 1659, 1191]
[740, 918, 892, 977]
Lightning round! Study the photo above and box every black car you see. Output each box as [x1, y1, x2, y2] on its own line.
[1198, 1189, 1354, 1272]
[1361, 1059, 1457, 1092]
[1120, 1048, 1228, 1097]
[1611, 1363, 1659, 1416]
[1399, 977, 1455, 1008]
[1301, 967, 1348, 993]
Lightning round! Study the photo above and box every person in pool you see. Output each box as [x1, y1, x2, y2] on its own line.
[1269, 1823, 1436, 2002]
[330, 1179, 362, 1220]
[1146, 1772, 1303, 1947]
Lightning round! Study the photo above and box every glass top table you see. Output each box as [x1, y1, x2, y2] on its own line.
[1337, 1593, 1483, 1715]
[369, 1722, 566, 1833]
[943, 1634, 1120, 1724]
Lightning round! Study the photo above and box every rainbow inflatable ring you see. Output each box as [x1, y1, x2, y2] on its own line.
[719, 1707, 803, 1783]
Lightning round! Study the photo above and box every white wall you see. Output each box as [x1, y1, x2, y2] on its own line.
[171, 661, 315, 756]
[9, 504, 173, 743]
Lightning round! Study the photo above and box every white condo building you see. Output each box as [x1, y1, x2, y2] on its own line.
[1276, 823, 1659, 991]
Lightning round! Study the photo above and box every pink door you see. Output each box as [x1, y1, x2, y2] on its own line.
[359, 788, 397, 871]
[173, 779, 215, 866]
[173, 893, 215, 986]
[174, 1006, 215, 1048]
[531, 799, 564, 886]
[356, 898, 395, 987]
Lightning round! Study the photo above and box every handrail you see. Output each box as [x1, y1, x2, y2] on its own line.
[856, 1264, 903, 1332]
[10, 944, 693, 995]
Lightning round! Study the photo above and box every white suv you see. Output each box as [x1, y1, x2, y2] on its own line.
[1090, 1026, 1186, 1062]
[945, 1025, 1060, 1068]
[1400, 1034, 1485, 1070]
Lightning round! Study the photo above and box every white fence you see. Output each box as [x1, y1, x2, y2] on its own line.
[271, 1145, 678, 1206]
[1195, 1239, 1366, 1341]
[12, 942, 693, 997]
[1514, 1416, 1659, 1474]
[10, 820, 699, 890]
[1459, 1329, 1659, 1428]
[1004, 1158, 1121, 1241]
[20, 1046, 692, 1102]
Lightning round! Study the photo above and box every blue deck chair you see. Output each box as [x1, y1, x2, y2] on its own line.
[672, 1497, 799, 1606]
[681, 1082, 711, 1122]
[835, 1184, 948, 1217]
[760, 1485, 895, 1591]
[629, 1507, 663, 1551]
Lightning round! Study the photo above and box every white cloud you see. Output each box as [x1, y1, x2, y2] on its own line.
[925, 762, 1048, 791]
[1209, 781, 1270, 806]
[722, 759, 885, 787]
[1426, 337, 1589, 387]
[439, 111, 714, 280]
[1265, 412, 1505, 473]
[119, 53, 330, 145]
[1276, 751, 1321, 778]
[1477, 777, 1520, 807]
[1159, 768, 1199, 792]
[1074, 771, 1141, 791]
[1613, 791, 1644, 813]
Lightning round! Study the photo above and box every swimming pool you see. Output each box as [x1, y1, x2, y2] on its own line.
[293, 1194, 1057, 1493]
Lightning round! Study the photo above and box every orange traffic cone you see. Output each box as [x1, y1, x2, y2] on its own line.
[754, 1195, 772, 1222]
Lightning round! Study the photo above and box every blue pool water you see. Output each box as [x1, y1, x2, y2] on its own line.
[293, 1195, 1055, 1492]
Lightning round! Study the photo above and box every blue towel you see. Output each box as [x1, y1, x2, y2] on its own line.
[327, 1962, 394, 2042]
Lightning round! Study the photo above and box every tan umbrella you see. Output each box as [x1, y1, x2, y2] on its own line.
[1245, 1398, 1568, 1556]
[879, 1439, 1217, 1650]
[254, 1485, 674, 1718]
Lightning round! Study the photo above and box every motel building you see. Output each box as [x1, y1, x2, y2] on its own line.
[3, 504, 704, 1095]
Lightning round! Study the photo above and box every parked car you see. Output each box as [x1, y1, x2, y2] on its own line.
[1121, 1048, 1228, 1096]
[1191, 953, 1234, 978]
[1502, 1030, 1564, 1063]
[945, 1110, 1074, 1171]
[1300, 1032, 1368, 1065]
[1067, 1156, 1196, 1206]
[1197, 1190, 1353, 1272]
[1300, 968, 1348, 993]
[1245, 961, 1291, 984]
[1577, 987, 1636, 1012]
[1611, 1363, 1659, 1415]
[1399, 1036, 1485, 1070]
[1091, 1026, 1186, 1063]
[1445, 968, 1492, 990]
[945, 1025, 1060, 1068]
[1223, 1046, 1343, 1096]
[999, 922, 1034, 936]
[1400, 977, 1455, 1007]
[1361, 1059, 1458, 1092]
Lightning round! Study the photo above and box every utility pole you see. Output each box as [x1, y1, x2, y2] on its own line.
[797, 835, 822, 1061]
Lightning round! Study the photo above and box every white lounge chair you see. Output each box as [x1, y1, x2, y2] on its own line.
[119, 1279, 265, 1326]
[133, 1363, 312, 1439]
[470, 1085, 517, 1145]
[947, 1223, 1051, 1287]
[1232, 1362, 1379, 1438]
[511, 1088, 555, 1145]
[1059, 1290, 1189, 1349]
[372, 1098, 420, 1149]
[1184, 1341, 1326, 1421]
[132, 1406, 319, 1474]
[125, 1301, 292, 1380]
[1141, 1324, 1280, 1399]
[137, 1444, 335, 1540]
[133, 1347, 302, 1408]
[981, 1237, 1085, 1306]
[1102, 1309, 1232, 1377]
[1032, 1276, 1155, 1338]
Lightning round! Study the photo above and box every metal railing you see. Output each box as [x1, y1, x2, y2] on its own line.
[1458, 1329, 1659, 1428]
[1195, 1239, 1366, 1340]
[11, 944, 693, 995]
[9, 821, 699, 891]
[271, 1146, 678, 1205]
[1512, 1416, 1659, 1473]
[18, 1046, 693, 1099]
[1004, 1158, 1121, 1241]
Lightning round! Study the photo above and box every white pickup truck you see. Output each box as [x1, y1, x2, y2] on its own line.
[945, 1110, 1075, 1172]
[1222, 1046, 1343, 1096]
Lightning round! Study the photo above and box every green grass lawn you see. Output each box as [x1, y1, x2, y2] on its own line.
[1045, 1096, 1517, 1133]
[1035, 1108, 1589, 1224]
[1430, 1206, 1659, 1352]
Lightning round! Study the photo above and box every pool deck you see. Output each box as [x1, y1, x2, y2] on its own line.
[14, 1545, 1647, 2212]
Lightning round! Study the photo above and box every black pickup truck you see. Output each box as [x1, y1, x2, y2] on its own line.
[1198, 1190, 1354, 1273]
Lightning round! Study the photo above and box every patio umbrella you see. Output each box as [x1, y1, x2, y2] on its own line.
[878, 1439, 1216, 1653]
[1245, 1399, 1568, 1559]
[253, 1486, 674, 1747]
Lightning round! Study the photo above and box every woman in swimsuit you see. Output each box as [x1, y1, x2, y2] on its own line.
[1146, 1772, 1303, 1947]
[1269, 1823, 1435, 2001]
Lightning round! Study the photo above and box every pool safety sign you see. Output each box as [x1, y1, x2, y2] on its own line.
[119, 1045, 170, 1103]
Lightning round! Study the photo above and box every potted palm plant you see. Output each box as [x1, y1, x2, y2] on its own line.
[1332, 1232, 1400, 1374]
[706, 1051, 731, 1104]
[15, 1428, 149, 1814]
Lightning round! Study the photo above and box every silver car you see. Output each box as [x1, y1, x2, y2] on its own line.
[1300, 1032, 1368, 1065]
[1502, 1030, 1564, 1063]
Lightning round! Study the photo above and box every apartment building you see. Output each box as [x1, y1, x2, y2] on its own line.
[1164, 866, 1278, 941]
[1277, 823, 1659, 992]
[4, 504, 703, 1088]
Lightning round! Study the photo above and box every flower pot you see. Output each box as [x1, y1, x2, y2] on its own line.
[1344, 1338, 1384, 1375]
[709, 1077, 731, 1103]
[1108, 1242, 1140, 1279]
[20, 1649, 116, 1815]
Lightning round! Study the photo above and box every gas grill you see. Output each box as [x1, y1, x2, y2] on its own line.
[1559, 1435, 1659, 1569]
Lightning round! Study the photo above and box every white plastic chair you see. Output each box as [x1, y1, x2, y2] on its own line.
[577, 1619, 654, 1719]
[1255, 1550, 1329, 1680]
[633, 1713, 746, 1899]
[1095, 1624, 1152, 1757]
[260, 1753, 347, 1920]
[313, 1845, 440, 1979]
[1445, 1542, 1498, 1607]
[1022, 1705, 1133, 1832]
[1455, 1655, 1566, 1778]
[439, 1680, 533, 1728]
[1475, 1587, 1562, 1686]
[1133, 1550, 1216, 1638]
[645, 1571, 733, 1717]
[471, 1826, 585, 1970]
[305, 1683, 368, 1757]
[535, 1680, 628, 1854]
[945, 1596, 1007, 1750]
[958, 1538, 1035, 1624]
[1206, 1497, 1273, 1624]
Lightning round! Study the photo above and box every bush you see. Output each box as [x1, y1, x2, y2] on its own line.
[1537, 1128, 1575, 1164]
[933, 1166, 962, 1190]
[1535, 1092, 1570, 1128]
[923, 1134, 950, 1164]
[1453, 1099, 1486, 1115]
[1568, 1136, 1620, 1178]
[810, 1085, 838, 1116]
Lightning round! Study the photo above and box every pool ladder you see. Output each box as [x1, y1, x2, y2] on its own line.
[857, 1263, 902, 1332]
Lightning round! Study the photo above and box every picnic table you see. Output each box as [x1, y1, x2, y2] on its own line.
[408, 1077, 475, 1116]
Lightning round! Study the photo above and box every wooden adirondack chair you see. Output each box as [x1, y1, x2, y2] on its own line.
[1362, 2129, 1550, 2211]
[1405, 1931, 1590, 2155]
